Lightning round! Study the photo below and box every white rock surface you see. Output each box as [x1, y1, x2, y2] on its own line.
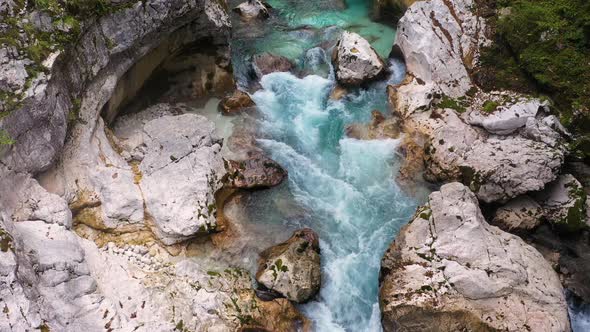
[380, 183, 570, 332]
[139, 113, 225, 245]
[332, 31, 385, 85]
[394, 0, 487, 99]
[468, 97, 547, 135]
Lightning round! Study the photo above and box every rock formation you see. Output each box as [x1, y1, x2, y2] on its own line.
[252, 52, 295, 79]
[379, 183, 570, 332]
[225, 153, 288, 189]
[389, 0, 568, 203]
[534, 174, 588, 233]
[256, 229, 321, 303]
[332, 31, 386, 86]
[218, 90, 256, 115]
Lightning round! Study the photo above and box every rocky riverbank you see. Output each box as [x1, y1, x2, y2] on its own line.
[380, 0, 589, 330]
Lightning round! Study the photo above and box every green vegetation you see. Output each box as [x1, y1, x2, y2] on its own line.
[0, 129, 15, 146]
[482, 100, 500, 113]
[0, 0, 134, 113]
[435, 95, 468, 113]
[478, 0, 590, 159]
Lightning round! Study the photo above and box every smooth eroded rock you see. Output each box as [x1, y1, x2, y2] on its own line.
[256, 228, 321, 303]
[379, 182, 570, 332]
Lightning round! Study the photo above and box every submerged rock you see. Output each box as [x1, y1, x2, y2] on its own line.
[379, 183, 570, 332]
[534, 174, 588, 234]
[224, 153, 287, 189]
[332, 31, 385, 86]
[218, 90, 255, 115]
[256, 228, 321, 303]
[345, 110, 401, 140]
[233, 0, 272, 20]
[252, 52, 294, 79]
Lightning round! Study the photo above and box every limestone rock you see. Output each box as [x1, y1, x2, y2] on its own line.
[139, 113, 225, 245]
[395, 0, 487, 99]
[225, 153, 287, 189]
[492, 195, 544, 232]
[460, 137, 563, 203]
[468, 97, 548, 135]
[218, 90, 255, 115]
[380, 182, 570, 332]
[0, 167, 71, 227]
[233, 0, 272, 20]
[534, 174, 588, 233]
[0, 0, 232, 174]
[256, 229, 321, 303]
[332, 31, 385, 86]
[252, 52, 294, 79]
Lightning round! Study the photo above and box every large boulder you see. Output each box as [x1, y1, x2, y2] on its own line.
[256, 228, 321, 303]
[379, 182, 570, 332]
[332, 31, 385, 86]
[534, 174, 588, 233]
[113, 105, 226, 245]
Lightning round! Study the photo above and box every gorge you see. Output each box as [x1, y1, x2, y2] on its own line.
[1, 0, 589, 331]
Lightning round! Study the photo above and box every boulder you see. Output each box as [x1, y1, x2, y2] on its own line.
[460, 137, 563, 203]
[380, 182, 570, 332]
[467, 96, 548, 135]
[218, 90, 255, 115]
[534, 174, 588, 233]
[133, 113, 226, 244]
[233, 0, 271, 20]
[491, 195, 544, 232]
[252, 52, 294, 79]
[332, 31, 385, 86]
[256, 229, 321, 303]
[225, 153, 287, 189]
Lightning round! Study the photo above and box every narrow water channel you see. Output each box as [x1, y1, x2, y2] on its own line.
[220, 1, 428, 330]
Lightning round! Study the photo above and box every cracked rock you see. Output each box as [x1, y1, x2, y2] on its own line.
[379, 182, 570, 332]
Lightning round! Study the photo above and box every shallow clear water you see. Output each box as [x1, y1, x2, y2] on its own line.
[223, 1, 425, 330]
